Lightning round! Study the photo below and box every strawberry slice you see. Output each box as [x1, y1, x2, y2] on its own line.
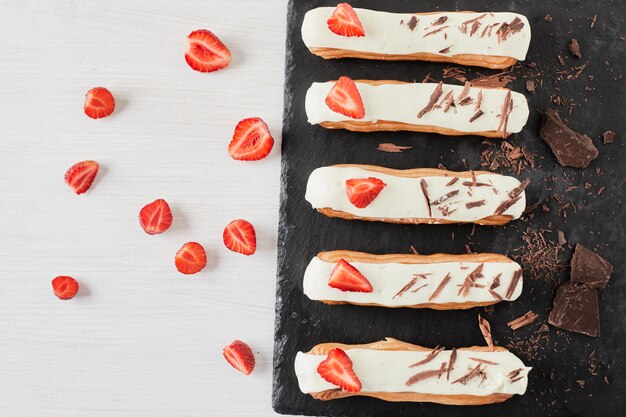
[228, 117, 274, 161]
[223, 340, 256, 375]
[223, 219, 256, 255]
[345, 177, 386, 208]
[328, 259, 373, 292]
[185, 29, 231, 73]
[317, 348, 362, 392]
[325, 76, 365, 119]
[139, 199, 173, 235]
[327, 3, 365, 37]
[64, 160, 99, 195]
[84, 87, 115, 119]
[52, 276, 79, 300]
[175, 242, 207, 274]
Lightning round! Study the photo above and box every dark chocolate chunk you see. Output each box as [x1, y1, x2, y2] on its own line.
[539, 109, 599, 168]
[568, 38, 582, 58]
[602, 130, 616, 144]
[548, 282, 600, 337]
[571, 244, 613, 289]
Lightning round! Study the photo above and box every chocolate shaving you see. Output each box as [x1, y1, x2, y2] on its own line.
[490, 274, 501, 289]
[442, 90, 455, 112]
[568, 38, 581, 58]
[431, 190, 460, 207]
[420, 179, 432, 217]
[493, 178, 530, 216]
[439, 45, 452, 54]
[417, 82, 443, 118]
[496, 17, 524, 43]
[465, 199, 486, 208]
[539, 109, 598, 168]
[423, 25, 449, 37]
[505, 269, 522, 299]
[447, 348, 457, 381]
[458, 264, 484, 297]
[489, 289, 503, 301]
[471, 69, 516, 89]
[407, 16, 418, 31]
[497, 90, 512, 137]
[406, 364, 446, 386]
[458, 81, 471, 101]
[442, 67, 467, 83]
[469, 357, 499, 365]
[409, 346, 444, 367]
[469, 110, 484, 123]
[478, 314, 494, 351]
[545, 14, 553, 22]
[475, 90, 483, 111]
[410, 283, 429, 294]
[557, 230, 567, 246]
[458, 96, 473, 106]
[453, 364, 483, 384]
[446, 177, 458, 186]
[460, 13, 487, 33]
[526, 80, 535, 94]
[469, 20, 481, 37]
[429, 273, 452, 301]
[377, 143, 413, 153]
[393, 277, 417, 299]
[509, 368, 523, 380]
[432, 16, 448, 26]
[507, 310, 539, 330]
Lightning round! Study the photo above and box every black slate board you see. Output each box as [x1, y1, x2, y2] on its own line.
[273, 1, 626, 416]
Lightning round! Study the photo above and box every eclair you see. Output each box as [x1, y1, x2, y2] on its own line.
[305, 164, 529, 225]
[307, 78, 529, 138]
[302, 4, 531, 69]
[295, 338, 531, 404]
[304, 251, 523, 310]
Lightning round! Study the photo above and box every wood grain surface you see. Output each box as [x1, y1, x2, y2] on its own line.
[0, 1, 286, 416]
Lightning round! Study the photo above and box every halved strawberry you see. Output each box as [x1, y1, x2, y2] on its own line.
[139, 199, 173, 235]
[317, 348, 362, 392]
[84, 87, 115, 119]
[228, 117, 274, 161]
[175, 242, 207, 274]
[345, 177, 386, 208]
[325, 76, 365, 119]
[52, 276, 79, 300]
[327, 3, 365, 37]
[223, 219, 256, 255]
[185, 29, 231, 73]
[64, 160, 99, 195]
[328, 259, 373, 292]
[223, 340, 256, 375]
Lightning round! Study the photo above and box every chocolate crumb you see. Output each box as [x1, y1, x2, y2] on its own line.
[539, 109, 599, 168]
[545, 14, 553, 23]
[557, 55, 566, 65]
[558, 231, 567, 246]
[590, 14, 597, 29]
[568, 38, 582, 58]
[377, 143, 413, 153]
[602, 130, 616, 144]
[526, 80, 536, 94]
[507, 311, 539, 330]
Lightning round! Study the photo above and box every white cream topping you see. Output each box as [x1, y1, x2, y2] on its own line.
[305, 166, 526, 223]
[304, 257, 522, 306]
[302, 8, 531, 61]
[295, 347, 531, 396]
[305, 81, 529, 135]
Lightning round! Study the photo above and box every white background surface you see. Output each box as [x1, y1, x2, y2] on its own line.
[0, 1, 288, 415]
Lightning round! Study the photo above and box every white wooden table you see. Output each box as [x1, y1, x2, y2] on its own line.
[0, 1, 288, 415]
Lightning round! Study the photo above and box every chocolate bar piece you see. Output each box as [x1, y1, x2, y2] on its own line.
[571, 244, 613, 289]
[548, 282, 600, 337]
[539, 109, 598, 168]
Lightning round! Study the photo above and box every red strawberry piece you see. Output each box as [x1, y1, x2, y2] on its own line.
[185, 29, 231, 73]
[325, 76, 365, 119]
[345, 177, 386, 208]
[228, 117, 274, 161]
[317, 348, 362, 392]
[175, 242, 207, 274]
[223, 219, 257, 255]
[327, 3, 365, 37]
[328, 259, 373, 293]
[139, 199, 173, 235]
[223, 340, 256, 375]
[84, 87, 115, 119]
[64, 160, 99, 195]
[52, 276, 79, 300]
